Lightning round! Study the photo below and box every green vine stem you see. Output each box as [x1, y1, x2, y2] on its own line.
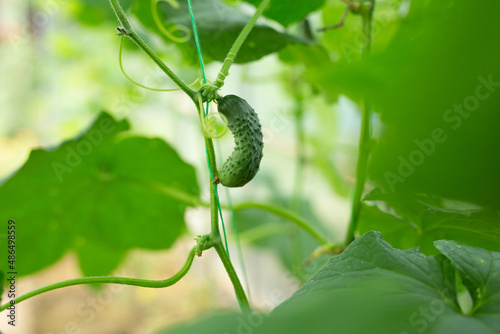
[119, 37, 182, 92]
[238, 222, 287, 243]
[345, 1, 375, 245]
[290, 82, 306, 269]
[292, 99, 306, 212]
[212, 0, 271, 90]
[214, 239, 250, 311]
[109, 0, 197, 102]
[0, 247, 196, 312]
[152, 0, 192, 43]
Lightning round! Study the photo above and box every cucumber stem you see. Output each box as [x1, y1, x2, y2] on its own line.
[345, 1, 375, 245]
[214, 0, 271, 89]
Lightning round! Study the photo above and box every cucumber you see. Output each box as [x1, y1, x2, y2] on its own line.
[216, 95, 264, 187]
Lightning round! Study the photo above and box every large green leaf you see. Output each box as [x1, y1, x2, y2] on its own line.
[0, 112, 199, 276]
[243, 0, 325, 27]
[263, 231, 460, 334]
[308, 1, 500, 208]
[159, 232, 500, 334]
[133, 0, 301, 64]
[358, 193, 500, 254]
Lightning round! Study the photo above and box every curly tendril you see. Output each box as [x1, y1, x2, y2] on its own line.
[152, 0, 192, 43]
[202, 111, 229, 139]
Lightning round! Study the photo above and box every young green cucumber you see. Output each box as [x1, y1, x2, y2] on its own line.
[216, 94, 264, 187]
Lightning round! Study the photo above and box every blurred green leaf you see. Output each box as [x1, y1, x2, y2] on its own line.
[309, 144, 351, 197]
[133, 0, 301, 64]
[279, 43, 334, 100]
[279, 43, 331, 69]
[279, 45, 352, 198]
[320, 0, 402, 63]
[242, 0, 325, 27]
[72, 0, 135, 26]
[359, 192, 500, 254]
[0, 112, 199, 276]
[159, 232, 499, 334]
[358, 204, 416, 247]
[308, 1, 500, 208]
[435, 240, 500, 330]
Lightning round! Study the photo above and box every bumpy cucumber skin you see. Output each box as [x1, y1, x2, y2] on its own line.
[217, 95, 264, 187]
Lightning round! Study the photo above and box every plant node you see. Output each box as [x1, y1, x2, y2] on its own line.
[116, 27, 129, 37]
[318, 0, 373, 32]
[195, 234, 214, 256]
[199, 83, 221, 102]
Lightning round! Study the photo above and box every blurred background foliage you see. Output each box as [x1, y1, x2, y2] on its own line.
[0, 0, 499, 333]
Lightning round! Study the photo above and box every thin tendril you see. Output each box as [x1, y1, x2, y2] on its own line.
[119, 37, 202, 92]
[202, 111, 229, 139]
[152, 0, 192, 43]
[119, 37, 179, 92]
